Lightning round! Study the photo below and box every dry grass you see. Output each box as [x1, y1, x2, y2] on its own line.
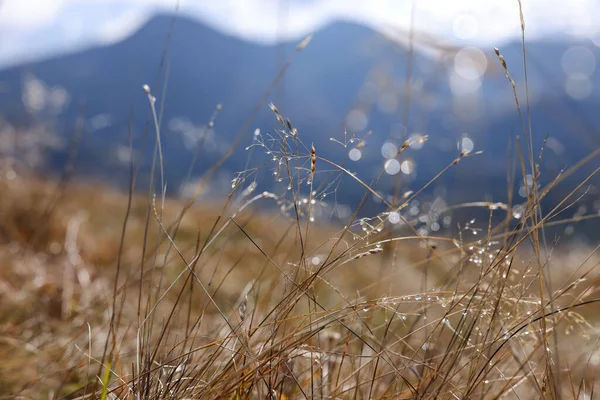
[3, 110, 600, 399]
[0, 173, 440, 398]
[3, 7, 600, 400]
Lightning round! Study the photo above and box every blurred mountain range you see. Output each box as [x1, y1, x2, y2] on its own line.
[0, 13, 599, 213]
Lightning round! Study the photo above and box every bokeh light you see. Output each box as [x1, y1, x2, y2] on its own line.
[400, 159, 414, 175]
[565, 76, 593, 100]
[381, 142, 398, 159]
[449, 70, 481, 96]
[561, 45, 596, 78]
[384, 159, 400, 175]
[454, 47, 487, 81]
[346, 109, 368, 132]
[349, 148, 362, 161]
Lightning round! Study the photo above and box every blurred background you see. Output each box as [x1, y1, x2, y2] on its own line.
[0, 0, 599, 237]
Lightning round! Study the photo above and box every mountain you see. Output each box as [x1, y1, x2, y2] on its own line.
[0, 13, 599, 216]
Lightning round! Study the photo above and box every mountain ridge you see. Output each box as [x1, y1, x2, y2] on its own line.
[0, 12, 598, 212]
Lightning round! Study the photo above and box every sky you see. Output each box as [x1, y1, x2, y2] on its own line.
[0, 0, 599, 67]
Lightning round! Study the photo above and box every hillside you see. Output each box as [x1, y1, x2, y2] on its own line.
[0, 14, 598, 205]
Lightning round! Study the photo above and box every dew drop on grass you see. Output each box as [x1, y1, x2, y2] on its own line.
[388, 212, 401, 224]
[459, 135, 474, 154]
[512, 205, 524, 219]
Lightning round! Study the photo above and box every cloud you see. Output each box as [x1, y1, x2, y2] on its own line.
[0, 0, 69, 29]
[0, 0, 599, 67]
[0, 0, 176, 34]
[181, 0, 600, 45]
[97, 7, 153, 44]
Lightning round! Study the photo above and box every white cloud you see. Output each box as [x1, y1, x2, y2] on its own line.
[98, 8, 152, 44]
[0, 0, 176, 33]
[184, 0, 600, 45]
[0, 0, 69, 29]
[0, 0, 599, 66]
